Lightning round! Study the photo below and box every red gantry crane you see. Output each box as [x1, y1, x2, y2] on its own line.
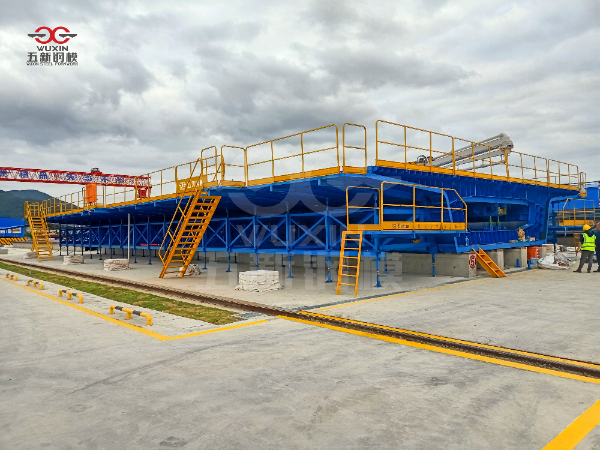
[0, 166, 151, 200]
[0, 167, 151, 261]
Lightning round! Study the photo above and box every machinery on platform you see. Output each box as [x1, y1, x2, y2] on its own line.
[416, 133, 514, 170]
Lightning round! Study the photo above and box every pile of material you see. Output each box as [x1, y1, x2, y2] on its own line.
[537, 252, 573, 270]
[63, 255, 84, 265]
[235, 270, 281, 292]
[23, 251, 37, 259]
[103, 259, 129, 271]
[180, 264, 201, 276]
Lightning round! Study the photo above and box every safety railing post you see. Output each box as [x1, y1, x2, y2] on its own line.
[403, 125, 407, 169]
[270, 141, 275, 183]
[441, 189, 444, 225]
[342, 124, 346, 168]
[335, 124, 340, 170]
[520, 153, 524, 182]
[379, 183, 383, 225]
[301, 132, 305, 177]
[452, 138, 456, 175]
[429, 132, 433, 172]
[363, 125, 367, 169]
[412, 185, 416, 229]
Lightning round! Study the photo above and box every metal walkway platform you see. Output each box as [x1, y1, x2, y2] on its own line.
[28, 120, 586, 263]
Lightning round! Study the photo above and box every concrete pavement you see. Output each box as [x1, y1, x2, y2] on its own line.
[1, 278, 599, 449]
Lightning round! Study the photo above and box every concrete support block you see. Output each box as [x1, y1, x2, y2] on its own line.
[12, 241, 34, 249]
[504, 248, 527, 268]
[215, 252, 229, 263]
[0, 248, 8, 254]
[235, 253, 251, 264]
[541, 244, 554, 259]
[486, 250, 504, 269]
[397, 253, 476, 278]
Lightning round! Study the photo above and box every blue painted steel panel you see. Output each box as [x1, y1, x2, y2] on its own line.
[52, 168, 580, 258]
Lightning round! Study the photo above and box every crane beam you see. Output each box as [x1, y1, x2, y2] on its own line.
[0, 167, 149, 187]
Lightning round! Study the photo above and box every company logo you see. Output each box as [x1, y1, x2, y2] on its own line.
[26, 27, 78, 66]
[28, 26, 77, 44]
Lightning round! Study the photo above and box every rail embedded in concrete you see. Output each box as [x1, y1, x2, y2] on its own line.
[3, 257, 600, 380]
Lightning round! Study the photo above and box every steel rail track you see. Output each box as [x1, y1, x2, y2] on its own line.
[3, 258, 600, 380]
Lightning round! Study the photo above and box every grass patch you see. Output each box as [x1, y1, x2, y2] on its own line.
[0, 261, 239, 325]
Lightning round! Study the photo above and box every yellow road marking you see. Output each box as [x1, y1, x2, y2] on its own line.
[300, 312, 600, 371]
[321, 278, 482, 311]
[324, 263, 534, 312]
[542, 398, 600, 449]
[278, 316, 600, 385]
[4, 278, 267, 341]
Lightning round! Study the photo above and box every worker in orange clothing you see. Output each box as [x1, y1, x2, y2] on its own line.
[574, 224, 596, 273]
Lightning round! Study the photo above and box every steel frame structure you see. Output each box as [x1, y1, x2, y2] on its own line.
[28, 120, 585, 282]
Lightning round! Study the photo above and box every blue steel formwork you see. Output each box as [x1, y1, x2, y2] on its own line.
[547, 184, 599, 244]
[53, 168, 578, 271]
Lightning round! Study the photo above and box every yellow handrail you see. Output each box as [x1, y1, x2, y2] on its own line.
[245, 124, 340, 186]
[346, 181, 468, 232]
[346, 186, 380, 229]
[342, 123, 367, 174]
[42, 158, 204, 217]
[559, 198, 596, 227]
[375, 120, 584, 192]
[39, 121, 586, 218]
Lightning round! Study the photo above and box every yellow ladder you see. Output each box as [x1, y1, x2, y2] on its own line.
[25, 202, 54, 261]
[473, 248, 506, 278]
[158, 191, 220, 278]
[336, 231, 364, 297]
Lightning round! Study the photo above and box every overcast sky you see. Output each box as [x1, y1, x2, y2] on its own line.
[0, 0, 598, 196]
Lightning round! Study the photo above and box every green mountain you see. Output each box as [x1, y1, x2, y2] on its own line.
[0, 189, 53, 219]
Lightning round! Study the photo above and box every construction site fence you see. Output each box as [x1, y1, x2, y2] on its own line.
[38, 121, 585, 217]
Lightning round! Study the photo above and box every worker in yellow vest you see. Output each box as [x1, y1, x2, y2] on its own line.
[574, 224, 597, 273]
[595, 222, 600, 272]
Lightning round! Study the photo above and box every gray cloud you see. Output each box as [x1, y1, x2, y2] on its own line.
[0, 0, 597, 189]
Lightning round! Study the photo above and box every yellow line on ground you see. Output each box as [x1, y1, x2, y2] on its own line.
[3, 278, 267, 341]
[320, 278, 482, 311]
[542, 398, 600, 449]
[278, 316, 600, 385]
[300, 312, 600, 371]
[323, 265, 533, 312]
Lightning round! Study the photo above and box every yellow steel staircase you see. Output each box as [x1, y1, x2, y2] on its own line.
[158, 191, 220, 278]
[473, 248, 506, 278]
[336, 231, 364, 297]
[25, 202, 54, 261]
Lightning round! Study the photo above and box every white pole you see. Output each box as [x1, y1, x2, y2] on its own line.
[127, 213, 130, 262]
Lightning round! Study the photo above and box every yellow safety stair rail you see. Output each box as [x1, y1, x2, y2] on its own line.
[336, 231, 364, 297]
[158, 191, 220, 278]
[24, 202, 53, 261]
[473, 248, 506, 278]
